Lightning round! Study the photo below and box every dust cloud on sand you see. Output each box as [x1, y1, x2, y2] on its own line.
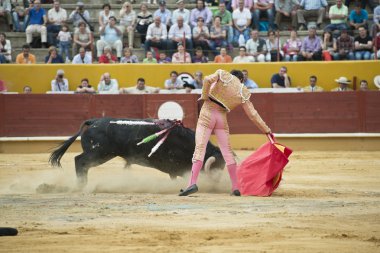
[0, 151, 380, 253]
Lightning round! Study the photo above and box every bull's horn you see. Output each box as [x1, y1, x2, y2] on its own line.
[204, 156, 216, 173]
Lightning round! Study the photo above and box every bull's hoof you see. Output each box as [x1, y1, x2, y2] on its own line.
[178, 184, 198, 196]
[0, 227, 18, 236]
[231, 190, 241, 196]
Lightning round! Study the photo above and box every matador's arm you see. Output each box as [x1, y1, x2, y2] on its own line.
[200, 71, 219, 100]
[242, 100, 271, 134]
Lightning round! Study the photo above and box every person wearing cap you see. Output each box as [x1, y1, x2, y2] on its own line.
[145, 16, 168, 54]
[51, 69, 69, 92]
[354, 26, 373, 60]
[190, 0, 213, 28]
[171, 0, 190, 25]
[333, 29, 354, 60]
[68, 2, 90, 28]
[96, 16, 123, 60]
[349, 2, 368, 31]
[299, 25, 322, 61]
[297, 0, 327, 31]
[154, 0, 171, 28]
[331, 77, 353, 91]
[25, 0, 48, 48]
[168, 15, 193, 54]
[324, 0, 349, 32]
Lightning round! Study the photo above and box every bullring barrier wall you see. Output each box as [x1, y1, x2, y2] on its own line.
[0, 61, 379, 93]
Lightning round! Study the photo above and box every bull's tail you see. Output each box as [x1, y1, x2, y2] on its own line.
[49, 119, 96, 167]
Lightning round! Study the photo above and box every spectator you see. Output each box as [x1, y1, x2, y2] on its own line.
[168, 15, 193, 54]
[0, 0, 12, 31]
[190, 0, 213, 28]
[96, 16, 123, 60]
[45, 45, 64, 63]
[68, 2, 90, 29]
[359, 79, 368, 91]
[172, 43, 191, 63]
[136, 2, 153, 44]
[231, 0, 253, 11]
[233, 46, 254, 62]
[57, 24, 71, 62]
[372, 4, 380, 37]
[283, 30, 301, 61]
[0, 32, 11, 63]
[191, 71, 203, 89]
[299, 25, 322, 61]
[23, 85, 32, 93]
[72, 21, 94, 57]
[354, 26, 372, 60]
[98, 3, 114, 34]
[119, 1, 136, 49]
[349, 2, 368, 30]
[245, 29, 267, 62]
[120, 47, 139, 63]
[164, 71, 183, 89]
[11, 0, 28, 32]
[252, 0, 275, 30]
[321, 31, 336, 61]
[154, 0, 171, 28]
[192, 47, 208, 63]
[271, 66, 291, 88]
[47, 0, 67, 47]
[209, 16, 228, 55]
[76, 78, 95, 93]
[25, 0, 47, 48]
[158, 51, 171, 63]
[242, 69, 259, 89]
[143, 51, 158, 63]
[373, 31, 380, 59]
[72, 46, 92, 64]
[98, 72, 119, 92]
[274, 0, 299, 30]
[303, 75, 323, 92]
[297, 0, 327, 30]
[51, 69, 69, 92]
[192, 17, 210, 53]
[324, 0, 349, 32]
[16, 44, 36, 64]
[232, 0, 251, 46]
[345, 0, 367, 9]
[333, 29, 354, 60]
[214, 47, 232, 63]
[98, 46, 118, 64]
[266, 30, 283, 62]
[213, 2, 233, 50]
[171, 0, 190, 25]
[144, 15, 168, 54]
[331, 76, 353, 91]
[120, 77, 160, 94]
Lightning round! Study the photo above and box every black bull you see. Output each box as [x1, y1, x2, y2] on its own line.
[49, 118, 225, 186]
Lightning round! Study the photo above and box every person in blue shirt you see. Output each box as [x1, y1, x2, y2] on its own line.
[25, 0, 47, 48]
[45, 46, 64, 63]
[242, 69, 259, 89]
[349, 3, 368, 30]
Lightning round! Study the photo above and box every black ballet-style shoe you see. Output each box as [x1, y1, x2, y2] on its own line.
[178, 184, 198, 196]
[231, 190, 241, 196]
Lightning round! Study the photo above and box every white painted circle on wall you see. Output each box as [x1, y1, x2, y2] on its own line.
[157, 101, 184, 120]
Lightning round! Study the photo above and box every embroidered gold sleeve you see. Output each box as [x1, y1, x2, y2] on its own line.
[200, 72, 219, 100]
[242, 100, 271, 134]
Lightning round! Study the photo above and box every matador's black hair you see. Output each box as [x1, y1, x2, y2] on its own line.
[230, 70, 244, 83]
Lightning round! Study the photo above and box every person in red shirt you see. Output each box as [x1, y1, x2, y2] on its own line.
[98, 46, 118, 63]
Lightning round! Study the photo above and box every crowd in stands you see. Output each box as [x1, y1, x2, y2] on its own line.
[0, 0, 379, 63]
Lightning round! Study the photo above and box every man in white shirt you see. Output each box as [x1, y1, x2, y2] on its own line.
[144, 16, 168, 54]
[171, 0, 190, 25]
[47, 0, 67, 46]
[232, 0, 251, 46]
[233, 46, 254, 62]
[72, 47, 92, 64]
[51, 69, 69, 92]
[98, 72, 119, 93]
[168, 15, 192, 53]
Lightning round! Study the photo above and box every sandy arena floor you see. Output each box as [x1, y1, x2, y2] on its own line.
[0, 150, 379, 253]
